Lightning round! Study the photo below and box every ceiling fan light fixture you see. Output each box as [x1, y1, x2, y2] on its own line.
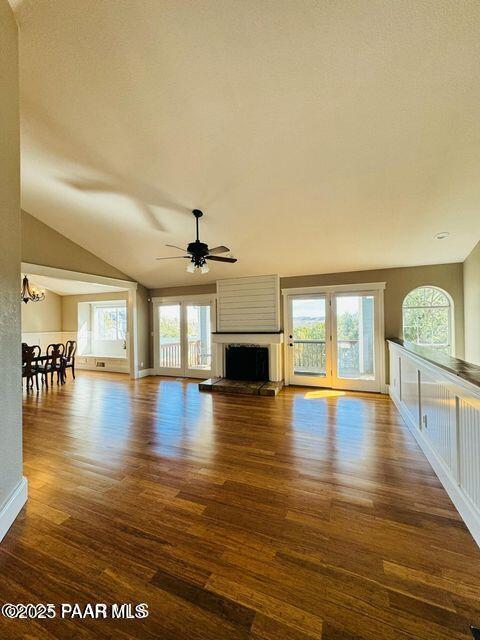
[201, 265, 210, 274]
[186, 263, 196, 273]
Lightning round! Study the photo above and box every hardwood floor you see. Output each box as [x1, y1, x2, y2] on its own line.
[2, 372, 480, 639]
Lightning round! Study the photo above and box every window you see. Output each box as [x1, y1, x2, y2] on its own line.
[402, 286, 452, 354]
[93, 305, 127, 341]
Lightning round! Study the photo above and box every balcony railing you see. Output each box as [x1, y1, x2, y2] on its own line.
[160, 338, 370, 375]
[293, 339, 372, 377]
[159, 340, 210, 369]
[293, 340, 327, 374]
[159, 341, 181, 368]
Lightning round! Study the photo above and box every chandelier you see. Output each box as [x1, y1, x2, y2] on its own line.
[21, 275, 45, 304]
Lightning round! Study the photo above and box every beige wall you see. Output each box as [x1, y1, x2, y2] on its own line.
[22, 210, 132, 281]
[149, 284, 217, 298]
[464, 241, 480, 365]
[281, 263, 465, 358]
[62, 291, 128, 332]
[21, 288, 62, 333]
[21, 209, 151, 370]
[147, 263, 465, 367]
[136, 285, 151, 370]
[0, 1, 23, 520]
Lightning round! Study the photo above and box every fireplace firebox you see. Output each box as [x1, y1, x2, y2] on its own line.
[225, 345, 269, 381]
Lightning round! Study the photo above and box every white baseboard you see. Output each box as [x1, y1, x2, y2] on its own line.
[146, 369, 211, 380]
[137, 369, 192, 378]
[390, 389, 480, 548]
[137, 368, 154, 378]
[0, 477, 28, 543]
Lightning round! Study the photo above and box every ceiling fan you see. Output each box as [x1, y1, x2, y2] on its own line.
[156, 209, 237, 273]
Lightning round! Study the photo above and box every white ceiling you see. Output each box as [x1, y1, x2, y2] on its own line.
[12, 0, 480, 288]
[24, 274, 127, 296]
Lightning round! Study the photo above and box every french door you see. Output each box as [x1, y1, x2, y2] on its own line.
[287, 294, 332, 387]
[285, 287, 384, 392]
[154, 298, 214, 378]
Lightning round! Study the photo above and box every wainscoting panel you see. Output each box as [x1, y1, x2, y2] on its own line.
[75, 356, 129, 373]
[458, 398, 480, 516]
[420, 371, 456, 473]
[399, 355, 419, 428]
[390, 351, 401, 399]
[389, 341, 480, 547]
[22, 331, 129, 373]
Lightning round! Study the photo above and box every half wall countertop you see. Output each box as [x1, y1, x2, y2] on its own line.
[387, 338, 480, 388]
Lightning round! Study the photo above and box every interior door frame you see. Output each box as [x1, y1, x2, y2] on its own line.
[282, 282, 386, 392]
[152, 294, 217, 378]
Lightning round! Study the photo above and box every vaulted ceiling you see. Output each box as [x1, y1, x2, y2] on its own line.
[11, 0, 480, 287]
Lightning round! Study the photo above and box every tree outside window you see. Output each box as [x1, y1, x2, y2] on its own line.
[94, 306, 127, 341]
[402, 286, 452, 354]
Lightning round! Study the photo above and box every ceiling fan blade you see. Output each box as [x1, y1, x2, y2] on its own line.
[166, 244, 189, 252]
[155, 255, 189, 260]
[206, 255, 237, 263]
[207, 245, 230, 254]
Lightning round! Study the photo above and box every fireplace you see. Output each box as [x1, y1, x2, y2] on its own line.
[211, 332, 283, 382]
[225, 345, 269, 381]
[202, 333, 283, 395]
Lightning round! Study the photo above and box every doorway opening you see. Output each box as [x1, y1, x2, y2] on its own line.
[21, 262, 139, 378]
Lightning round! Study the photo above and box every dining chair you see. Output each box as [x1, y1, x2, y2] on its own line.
[62, 340, 77, 382]
[22, 344, 40, 391]
[21, 342, 35, 360]
[38, 343, 65, 387]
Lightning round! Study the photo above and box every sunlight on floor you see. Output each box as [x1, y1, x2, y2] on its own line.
[304, 389, 346, 399]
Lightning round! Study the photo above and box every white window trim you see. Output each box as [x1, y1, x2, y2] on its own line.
[92, 301, 127, 342]
[281, 282, 386, 296]
[402, 285, 455, 356]
[152, 294, 217, 377]
[151, 293, 217, 304]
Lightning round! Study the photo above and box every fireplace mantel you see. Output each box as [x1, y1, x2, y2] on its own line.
[211, 332, 284, 381]
[212, 332, 284, 345]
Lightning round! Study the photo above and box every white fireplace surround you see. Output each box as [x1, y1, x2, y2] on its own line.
[212, 333, 284, 382]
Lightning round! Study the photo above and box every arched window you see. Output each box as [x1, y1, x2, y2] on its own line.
[402, 286, 453, 354]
